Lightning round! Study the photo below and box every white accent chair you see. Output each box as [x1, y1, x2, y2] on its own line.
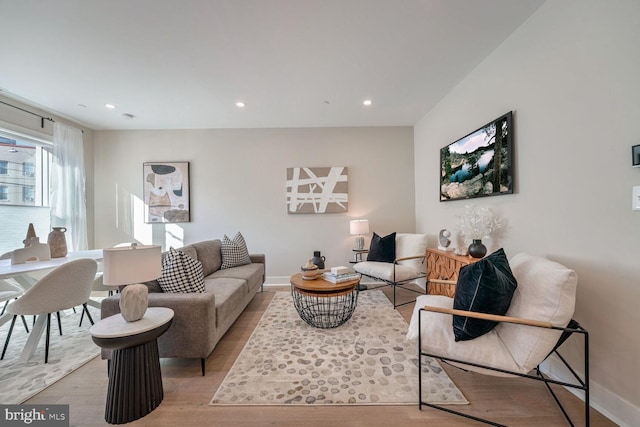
[1, 258, 98, 363]
[407, 253, 589, 426]
[353, 233, 427, 308]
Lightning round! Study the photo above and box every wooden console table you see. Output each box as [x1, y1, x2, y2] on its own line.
[426, 248, 481, 297]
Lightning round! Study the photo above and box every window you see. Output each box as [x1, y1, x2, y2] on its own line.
[23, 185, 35, 202]
[23, 162, 35, 177]
[0, 135, 51, 207]
[0, 130, 53, 255]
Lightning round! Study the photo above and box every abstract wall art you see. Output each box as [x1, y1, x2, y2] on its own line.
[143, 161, 190, 223]
[286, 166, 348, 214]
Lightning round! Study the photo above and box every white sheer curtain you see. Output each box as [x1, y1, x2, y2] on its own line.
[50, 122, 88, 251]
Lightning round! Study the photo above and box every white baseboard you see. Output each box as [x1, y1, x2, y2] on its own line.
[541, 354, 638, 427]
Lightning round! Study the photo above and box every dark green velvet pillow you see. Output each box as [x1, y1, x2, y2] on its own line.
[366, 232, 396, 263]
[452, 248, 518, 341]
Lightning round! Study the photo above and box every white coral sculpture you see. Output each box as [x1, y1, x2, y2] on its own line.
[457, 204, 502, 241]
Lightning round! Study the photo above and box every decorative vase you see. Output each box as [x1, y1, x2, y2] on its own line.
[468, 239, 487, 259]
[311, 251, 325, 269]
[24, 223, 37, 247]
[120, 284, 149, 322]
[47, 227, 68, 258]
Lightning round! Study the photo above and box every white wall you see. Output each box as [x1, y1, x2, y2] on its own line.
[414, 1, 640, 425]
[93, 126, 415, 280]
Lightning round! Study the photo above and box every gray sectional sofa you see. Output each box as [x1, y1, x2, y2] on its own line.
[100, 239, 265, 375]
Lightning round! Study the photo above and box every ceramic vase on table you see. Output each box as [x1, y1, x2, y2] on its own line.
[311, 251, 325, 269]
[468, 239, 487, 259]
[47, 227, 68, 258]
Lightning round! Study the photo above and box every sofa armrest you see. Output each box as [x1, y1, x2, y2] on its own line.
[101, 291, 218, 360]
[250, 253, 265, 264]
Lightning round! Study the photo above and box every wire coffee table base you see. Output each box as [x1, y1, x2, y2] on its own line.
[291, 288, 358, 328]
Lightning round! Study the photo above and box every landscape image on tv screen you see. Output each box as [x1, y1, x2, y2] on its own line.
[440, 111, 513, 202]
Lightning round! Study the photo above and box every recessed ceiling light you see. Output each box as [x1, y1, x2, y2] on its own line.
[105, 103, 117, 109]
[236, 102, 246, 108]
[363, 99, 372, 106]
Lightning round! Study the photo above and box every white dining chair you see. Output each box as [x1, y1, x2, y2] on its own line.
[1, 258, 98, 363]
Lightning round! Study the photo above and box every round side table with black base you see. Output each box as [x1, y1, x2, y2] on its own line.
[90, 307, 174, 425]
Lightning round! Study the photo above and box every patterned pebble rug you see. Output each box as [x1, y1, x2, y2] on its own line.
[0, 305, 101, 404]
[210, 291, 467, 406]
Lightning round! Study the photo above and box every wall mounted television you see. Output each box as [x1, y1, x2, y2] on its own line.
[440, 111, 514, 202]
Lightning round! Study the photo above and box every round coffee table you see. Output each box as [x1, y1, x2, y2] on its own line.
[290, 272, 360, 329]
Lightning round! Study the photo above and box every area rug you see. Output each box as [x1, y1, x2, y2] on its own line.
[0, 304, 101, 404]
[210, 291, 467, 406]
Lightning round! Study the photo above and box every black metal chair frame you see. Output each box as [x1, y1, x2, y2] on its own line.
[418, 307, 590, 427]
[357, 255, 427, 308]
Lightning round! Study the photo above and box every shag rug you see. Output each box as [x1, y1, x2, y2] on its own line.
[0, 304, 101, 404]
[210, 291, 467, 406]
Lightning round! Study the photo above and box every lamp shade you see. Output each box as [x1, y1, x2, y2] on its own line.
[102, 244, 161, 286]
[350, 219, 370, 235]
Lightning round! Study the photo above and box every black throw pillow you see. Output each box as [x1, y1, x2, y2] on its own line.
[452, 248, 518, 341]
[366, 232, 396, 263]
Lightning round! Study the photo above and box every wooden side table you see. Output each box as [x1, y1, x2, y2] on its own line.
[349, 249, 369, 264]
[290, 273, 360, 328]
[426, 248, 482, 297]
[90, 307, 174, 425]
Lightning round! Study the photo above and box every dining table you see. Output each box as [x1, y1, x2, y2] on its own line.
[0, 249, 103, 362]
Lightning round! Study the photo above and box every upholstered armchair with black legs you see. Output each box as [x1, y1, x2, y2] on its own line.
[353, 233, 427, 308]
[407, 251, 589, 427]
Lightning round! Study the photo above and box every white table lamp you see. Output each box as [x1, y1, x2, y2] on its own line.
[350, 219, 369, 251]
[103, 244, 161, 322]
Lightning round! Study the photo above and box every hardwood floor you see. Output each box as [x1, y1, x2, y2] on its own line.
[25, 285, 615, 427]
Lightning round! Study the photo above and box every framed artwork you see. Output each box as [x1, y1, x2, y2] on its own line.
[286, 166, 348, 214]
[440, 111, 514, 202]
[143, 161, 190, 223]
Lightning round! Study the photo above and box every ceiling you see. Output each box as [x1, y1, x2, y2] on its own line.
[0, 0, 544, 131]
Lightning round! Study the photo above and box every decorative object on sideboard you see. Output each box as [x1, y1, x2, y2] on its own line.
[301, 259, 320, 280]
[350, 219, 369, 250]
[311, 251, 325, 269]
[103, 243, 162, 322]
[440, 111, 514, 202]
[10, 237, 51, 264]
[457, 204, 502, 259]
[23, 223, 37, 247]
[47, 226, 68, 258]
[437, 229, 453, 251]
[468, 240, 487, 258]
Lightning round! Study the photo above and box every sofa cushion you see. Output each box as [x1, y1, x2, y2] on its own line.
[221, 232, 251, 269]
[367, 232, 396, 263]
[191, 240, 222, 276]
[205, 277, 247, 328]
[452, 248, 517, 341]
[210, 263, 264, 294]
[158, 247, 206, 293]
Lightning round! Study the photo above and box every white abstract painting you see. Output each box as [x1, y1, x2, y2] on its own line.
[286, 167, 348, 214]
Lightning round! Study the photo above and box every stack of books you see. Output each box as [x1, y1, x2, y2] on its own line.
[322, 266, 360, 283]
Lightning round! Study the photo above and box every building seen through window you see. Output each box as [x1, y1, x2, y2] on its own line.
[0, 136, 50, 207]
[0, 134, 52, 255]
